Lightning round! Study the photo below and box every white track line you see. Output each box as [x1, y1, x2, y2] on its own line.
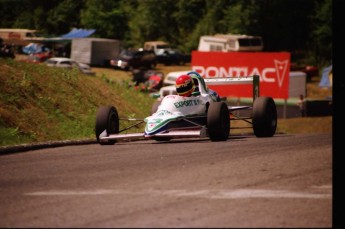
[25, 187, 331, 199]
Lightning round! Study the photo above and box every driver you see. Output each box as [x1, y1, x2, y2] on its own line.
[175, 74, 195, 97]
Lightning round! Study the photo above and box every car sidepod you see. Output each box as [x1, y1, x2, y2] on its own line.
[95, 106, 120, 145]
[252, 96, 277, 137]
[207, 102, 230, 141]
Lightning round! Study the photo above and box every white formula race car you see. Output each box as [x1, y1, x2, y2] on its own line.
[95, 71, 277, 145]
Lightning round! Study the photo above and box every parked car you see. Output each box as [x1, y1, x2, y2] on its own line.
[45, 57, 95, 75]
[130, 70, 164, 92]
[46, 57, 78, 68]
[109, 48, 157, 71]
[0, 44, 15, 59]
[77, 62, 96, 75]
[25, 52, 52, 63]
[290, 63, 319, 80]
[156, 49, 191, 66]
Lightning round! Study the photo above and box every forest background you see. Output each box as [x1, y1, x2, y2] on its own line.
[0, 0, 332, 68]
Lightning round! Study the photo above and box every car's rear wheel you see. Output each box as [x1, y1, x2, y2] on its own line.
[95, 106, 119, 145]
[252, 97, 277, 137]
[207, 102, 230, 141]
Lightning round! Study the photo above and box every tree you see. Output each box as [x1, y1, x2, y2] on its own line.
[176, 0, 230, 52]
[45, 0, 84, 36]
[80, 0, 128, 40]
[173, 0, 208, 51]
[0, 0, 332, 67]
[125, 0, 179, 48]
[311, 0, 332, 66]
[220, 0, 261, 35]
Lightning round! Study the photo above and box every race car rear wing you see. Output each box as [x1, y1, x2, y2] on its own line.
[203, 75, 260, 101]
[154, 73, 260, 101]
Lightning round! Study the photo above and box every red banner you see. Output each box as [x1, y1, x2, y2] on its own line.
[191, 51, 290, 99]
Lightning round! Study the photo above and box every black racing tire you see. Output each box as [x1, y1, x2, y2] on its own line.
[151, 100, 162, 115]
[154, 137, 171, 142]
[207, 102, 230, 141]
[252, 97, 277, 137]
[95, 106, 119, 145]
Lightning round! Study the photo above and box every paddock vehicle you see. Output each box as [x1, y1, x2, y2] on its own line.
[109, 48, 156, 71]
[95, 72, 277, 145]
[155, 49, 191, 66]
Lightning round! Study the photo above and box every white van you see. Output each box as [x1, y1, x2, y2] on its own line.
[198, 34, 263, 52]
[158, 85, 177, 98]
[159, 70, 190, 98]
[143, 41, 171, 55]
[162, 70, 190, 86]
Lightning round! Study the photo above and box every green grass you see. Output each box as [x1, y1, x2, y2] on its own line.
[0, 58, 155, 146]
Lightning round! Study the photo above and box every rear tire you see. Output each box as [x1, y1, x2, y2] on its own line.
[207, 102, 230, 141]
[95, 106, 119, 145]
[252, 97, 277, 137]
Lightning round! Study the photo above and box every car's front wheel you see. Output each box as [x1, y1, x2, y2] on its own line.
[95, 106, 119, 145]
[207, 102, 230, 141]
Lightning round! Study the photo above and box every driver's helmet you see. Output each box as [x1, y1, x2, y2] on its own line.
[175, 74, 195, 97]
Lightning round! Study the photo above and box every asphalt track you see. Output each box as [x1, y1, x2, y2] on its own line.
[0, 133, 333, 227]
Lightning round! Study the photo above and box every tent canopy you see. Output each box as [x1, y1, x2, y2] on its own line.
[26, 28, 96, 43]
[60, 28, 96, 39]
[319, 65, 332, 88]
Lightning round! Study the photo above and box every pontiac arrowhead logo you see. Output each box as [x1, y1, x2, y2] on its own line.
[274, 59, 289, 87]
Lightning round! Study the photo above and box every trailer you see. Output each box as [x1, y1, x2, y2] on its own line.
[198, 34, 263, 52]
[0, 28, 44, 46]
[70, 38, 121, 66]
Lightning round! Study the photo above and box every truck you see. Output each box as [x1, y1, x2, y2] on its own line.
[198, 34, 263, 52]
[70, 38, 121, 66]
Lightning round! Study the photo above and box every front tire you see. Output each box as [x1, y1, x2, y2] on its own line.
[154, 137, 171, 142]
[207, 102, 230, 141]
[252, 97, 277, 137]
[95, 106, 119, 145]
